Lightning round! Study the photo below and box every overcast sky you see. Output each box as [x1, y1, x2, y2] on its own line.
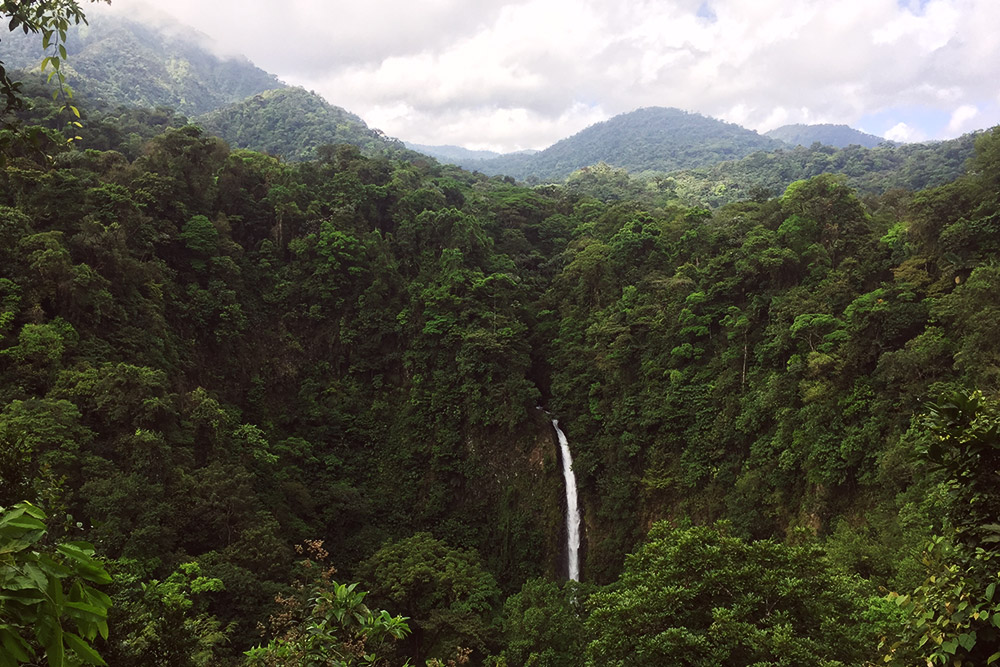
[103, 0, 1000, 152]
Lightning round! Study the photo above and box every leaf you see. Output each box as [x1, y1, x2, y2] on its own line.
[45, 623, 64, 667]
[958, 632, 976, 652]
[63, 601, 107, 623]
[1, 516, 46, 532]
[63, 632, 106, 666]
[989, 652, 1000, 664]
[0, 627, 31, 662]
[988, 583, 997, 601]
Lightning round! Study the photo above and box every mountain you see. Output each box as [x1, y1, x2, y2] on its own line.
[766, 123, 886, 148]
[405, 143, 505, 162]
[443, 107, 785, 181]
[666, 133, 977, 206]
[195, 87, 409, 161]
[1, 12, 284, 116]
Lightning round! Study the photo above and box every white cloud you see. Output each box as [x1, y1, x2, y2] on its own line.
[946, 104, 980, 135]
[105, 0, 1000, 151]
[885, 122, 924, 142]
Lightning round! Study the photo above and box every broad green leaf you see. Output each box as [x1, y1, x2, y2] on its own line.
[0, 627, 31, 662]
[958, 632, 976, 652]
[45, 623, 64, 667]
[63, 632, 106, 666]
[63, 601, 107, 623]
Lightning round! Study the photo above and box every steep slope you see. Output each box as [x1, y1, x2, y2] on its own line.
[452, 107, 784, 181]
[1, 11, 283, 116]
[195, 87, 408, 160]
[766, 123, 885, 148]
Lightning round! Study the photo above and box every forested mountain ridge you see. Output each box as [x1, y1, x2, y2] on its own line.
[0, 12, 284, 116]
[450, 106, 785, 180]
[405, 142, 507, 162]
[766, 123, 886, 148]
[196, 87, 413, 161]
[665, 132, 977, 206]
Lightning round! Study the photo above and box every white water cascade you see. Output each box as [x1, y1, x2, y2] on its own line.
[552, 419, 581, 581]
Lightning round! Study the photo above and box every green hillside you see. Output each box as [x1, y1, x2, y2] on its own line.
[666, 134, 977, 206]
[766, 123, 885, 148]
[450, 107, 784, 181]
[196, 87, 410, 161]
[0, 12, 283, 116]
[405, 142, 506, 162]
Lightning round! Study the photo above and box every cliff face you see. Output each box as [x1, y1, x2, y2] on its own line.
[466, 409, 567, 586]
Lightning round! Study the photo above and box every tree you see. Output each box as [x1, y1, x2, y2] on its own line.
[885, 390, 1000, 665]
[360, 533, 500, 663]
[585, 522, 879, 666]
[1, 0, 109, 119]
[498, 578, 588, 667]
[0, 501, 112, 667]
[245, 540, 410, 667]
[101, 560, 229, 667]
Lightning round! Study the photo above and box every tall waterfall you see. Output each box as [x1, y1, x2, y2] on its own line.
[552, 419, 581, 581]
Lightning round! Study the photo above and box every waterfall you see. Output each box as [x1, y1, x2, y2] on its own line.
[552, 419, 581, 581]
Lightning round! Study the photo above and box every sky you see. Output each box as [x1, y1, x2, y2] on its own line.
[102, 0, 1000, 153]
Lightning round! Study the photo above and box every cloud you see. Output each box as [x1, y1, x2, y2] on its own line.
[946, 104, 980, 135]
[108, 0, 1000, 151]
[885, 122, 924, 142]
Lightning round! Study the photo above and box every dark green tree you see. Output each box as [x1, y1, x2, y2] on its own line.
[361, 532, 501, 663]
[586, 522, 880, 666]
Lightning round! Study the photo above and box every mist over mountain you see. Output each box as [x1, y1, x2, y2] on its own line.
[766, 123, 886, 148]
[1, 12, 283, 115]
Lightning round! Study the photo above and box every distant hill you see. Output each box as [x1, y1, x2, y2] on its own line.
[405, 143, 504, 162]
[667, 134, 977, 207]
[1, 12, 284, 116]
[765, 124, 885, 149]
[443, 107, 784, 181]
[196, 87, 409, 161]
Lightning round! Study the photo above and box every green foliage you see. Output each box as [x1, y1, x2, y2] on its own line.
[0, 0, 107, 120]
[0, 502, 112, 667]
[447, 107, 782, 181]
[1, 78, 1000, 666]
[361, 533, 501, 662]
[1, 12, 281, 118]
[101, 560, 229, 667]
[246, 541, 410, 667]
[668, 133, 976, 207]
[196, 88, 409, 162]
[585, 522, 878, 666]
[887, 535, 1000, 666]
[498, 578, 588, 667]
[765, 123, 885, 149]
[885, 390, 1000, 665]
